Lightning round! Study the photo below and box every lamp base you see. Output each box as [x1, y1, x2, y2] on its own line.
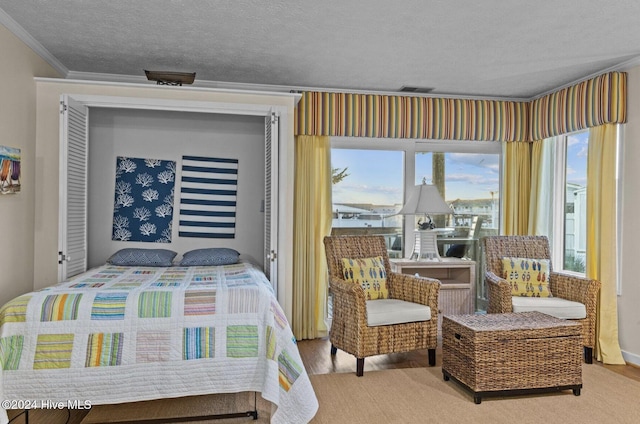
[410, 230, 442, 261]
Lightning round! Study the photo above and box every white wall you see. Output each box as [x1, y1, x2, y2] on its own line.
[88, 108, 265, 268]
[0, 25, 60, 307]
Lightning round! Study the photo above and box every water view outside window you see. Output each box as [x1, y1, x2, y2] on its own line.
[330, 149, 404, 254]
[563, 131, 588, 273]
[414, 152, 500, 235]
[330, 148, 500, 258]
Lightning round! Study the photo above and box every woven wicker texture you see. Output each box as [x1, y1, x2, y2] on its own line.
[323, 235, 440, 365]
[481, 235, 600, 354]
[442, 312, 582, 392]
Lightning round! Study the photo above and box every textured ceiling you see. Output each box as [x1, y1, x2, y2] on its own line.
[2, 0, 640, 99]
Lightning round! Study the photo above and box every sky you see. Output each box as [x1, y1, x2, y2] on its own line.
[331, 149, 500, 205]
[566, 131, 589, 186]
[331, 131, 588, 206]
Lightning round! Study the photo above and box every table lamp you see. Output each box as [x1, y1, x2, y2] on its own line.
[397, 182, 453, 260]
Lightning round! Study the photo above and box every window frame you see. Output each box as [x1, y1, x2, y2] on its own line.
[550, 129, 589, 276]
[331, 137, 502, 254]
[551, 133, 568, 273]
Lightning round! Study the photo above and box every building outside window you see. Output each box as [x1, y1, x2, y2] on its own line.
[562, 131, 588, 273]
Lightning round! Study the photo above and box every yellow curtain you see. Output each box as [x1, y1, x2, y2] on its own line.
[292, 135, 332, 340]
[502, 141, 531, 235]
[527, 140, 545, 235]
[586, 124, 625, 364]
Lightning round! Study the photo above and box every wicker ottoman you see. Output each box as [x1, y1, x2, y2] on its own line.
[442, 312, 582, 404]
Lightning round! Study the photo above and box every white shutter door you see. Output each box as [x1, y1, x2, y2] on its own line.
[58, 96, 88, 281]
[264, 113, 279, 291]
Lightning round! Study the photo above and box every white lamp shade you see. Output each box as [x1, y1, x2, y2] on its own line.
[397, 183, 452, 215]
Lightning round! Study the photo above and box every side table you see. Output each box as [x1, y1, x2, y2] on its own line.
[390, 258, 476, 329]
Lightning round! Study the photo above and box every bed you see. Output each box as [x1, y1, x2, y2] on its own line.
[0, 258, 318, 424]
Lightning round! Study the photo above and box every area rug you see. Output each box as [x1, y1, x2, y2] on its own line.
[82, 365, 639, 423]
[309, 365, 640, 424]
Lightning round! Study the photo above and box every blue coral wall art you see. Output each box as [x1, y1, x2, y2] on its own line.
[112, 157, 176, 242]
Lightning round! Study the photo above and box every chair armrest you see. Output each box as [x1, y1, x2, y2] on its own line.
[550, 272, 600, 349]
[485, 271, 513, 313]
[550, 272, 600, 312]
[387, 272, 440, 317]
[329, 277, 368, 327]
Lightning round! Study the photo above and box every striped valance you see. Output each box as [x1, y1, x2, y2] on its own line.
[529, 71, 626, 140]
[295, 92, 529, 142]
[294, 71, 627, 142]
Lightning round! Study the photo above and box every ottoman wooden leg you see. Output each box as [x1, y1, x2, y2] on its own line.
[428, 348, 436, 366]
[584, 346, 593, 364]
[356, 358, 364, 377]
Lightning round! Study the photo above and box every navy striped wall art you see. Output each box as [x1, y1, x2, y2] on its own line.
[178, 156, 238, 238]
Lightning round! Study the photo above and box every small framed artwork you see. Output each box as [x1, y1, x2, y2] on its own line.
[0, 145, 21, 194]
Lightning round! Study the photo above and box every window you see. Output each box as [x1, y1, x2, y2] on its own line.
[414, 151, 500, 236]
[329, 138, 501, 315]
[330, 138, 501, 280]
[546, 130, 588, 274]
[563, 131, 588, 273]
[539, 125, 623, 285]
[330, 147, 404, 256]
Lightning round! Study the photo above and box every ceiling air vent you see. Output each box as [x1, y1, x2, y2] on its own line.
[400, 86, 434, 94]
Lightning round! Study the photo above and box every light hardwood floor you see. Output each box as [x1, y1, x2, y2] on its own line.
[297, 337, 640, 382]
[7, 337, 640, 424]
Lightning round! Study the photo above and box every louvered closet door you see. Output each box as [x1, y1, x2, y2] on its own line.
[58, 96, 89, 281]
[264, 112, 279, 290]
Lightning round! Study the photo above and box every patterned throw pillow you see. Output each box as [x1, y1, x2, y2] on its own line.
[502, 257, 552, 297]
[340, 256, 388, 300]
[179, 248, 240, 266]
[107, 248, 177, 267]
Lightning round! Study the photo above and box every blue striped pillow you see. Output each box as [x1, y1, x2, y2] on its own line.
[179, 248, 239, 266]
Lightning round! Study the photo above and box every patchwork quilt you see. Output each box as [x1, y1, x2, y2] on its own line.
[0, 262, 318, 424]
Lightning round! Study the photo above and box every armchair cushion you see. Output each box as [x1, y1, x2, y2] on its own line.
[365, 299, 431, 327]
[502, 257, 552, 297]
[341, 256, 389, 300]
[511, 296, 586, 319]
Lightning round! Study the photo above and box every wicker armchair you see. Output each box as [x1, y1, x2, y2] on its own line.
[482, 235, 601, 363]
[324, 235, 440, 376]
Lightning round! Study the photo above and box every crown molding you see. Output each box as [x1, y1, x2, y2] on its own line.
[35, 76, 303, 102]
[66, 70, 305, 94]
[65, 71, 530, 102]
[65, 71, 148, 85]
[0, 7, 68, 76]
